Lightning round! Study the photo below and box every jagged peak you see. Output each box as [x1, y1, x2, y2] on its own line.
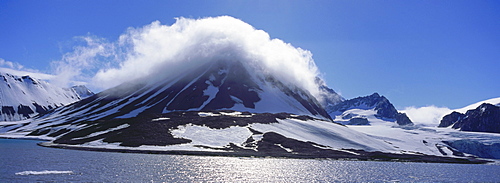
[478, 103, 498, 111]
[370, 92, 381, 98]
[327, 92, 413, 126]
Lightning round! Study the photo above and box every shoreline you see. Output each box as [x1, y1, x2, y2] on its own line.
[0, 136, 52, 141]
[37, 141, 492, 164]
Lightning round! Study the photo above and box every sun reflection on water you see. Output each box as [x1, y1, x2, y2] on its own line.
[148, 156, 356, 182]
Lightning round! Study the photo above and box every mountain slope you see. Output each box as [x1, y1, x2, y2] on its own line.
[0, 72, 92, 121]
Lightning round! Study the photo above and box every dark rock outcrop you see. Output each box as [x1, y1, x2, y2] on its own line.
[438, 111, 465, 127]
[347, 117, 370, 125]
[395, 112, 413, 126]
[17, 104, 35, 118]
[1, 106, 15, 116]
[439, 103, 500, 133]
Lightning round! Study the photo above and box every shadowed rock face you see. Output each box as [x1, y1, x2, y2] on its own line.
[439, 103, 500, 133]
[347, 117, 370, 125]
[1, 106, 15, 116]
[395, 113, 413, 126]
[439, 111, 465, 127]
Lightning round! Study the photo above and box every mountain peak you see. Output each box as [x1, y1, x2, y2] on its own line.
[14, 58, 332, 128]
[370, 92, 381, 98]
[326, 93, 413, 126]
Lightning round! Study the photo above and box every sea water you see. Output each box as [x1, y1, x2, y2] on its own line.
[1, 138, 499, 182]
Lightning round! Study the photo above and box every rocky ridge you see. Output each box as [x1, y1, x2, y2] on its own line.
[326, 93, 413, 126]
[439, 103, 500, 133]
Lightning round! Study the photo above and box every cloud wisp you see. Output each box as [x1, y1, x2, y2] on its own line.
[50, 35, 116, 87]
[401, 106, 452, 126]
[54, 16, 325, 100]
[0, 58, 55, 80]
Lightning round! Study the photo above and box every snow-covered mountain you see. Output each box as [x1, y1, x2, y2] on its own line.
[326, 93, 413, 126]
[0, 72, 92, 121]
[58, 60, 329, 122]
[439, 103, 500, 133]
[0, 60, 334, 135]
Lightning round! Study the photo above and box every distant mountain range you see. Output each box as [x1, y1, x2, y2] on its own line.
[0, 72, 93, 121]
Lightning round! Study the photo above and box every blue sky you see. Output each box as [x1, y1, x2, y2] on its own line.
[0, 0, 499, 109]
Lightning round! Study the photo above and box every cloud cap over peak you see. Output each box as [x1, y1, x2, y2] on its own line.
[88, 16, 324, 99]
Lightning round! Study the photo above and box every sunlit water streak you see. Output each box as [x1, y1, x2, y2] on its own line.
[1, 138, 499, 182]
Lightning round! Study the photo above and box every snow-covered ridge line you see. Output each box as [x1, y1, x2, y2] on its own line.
[454, 97, 500, 114]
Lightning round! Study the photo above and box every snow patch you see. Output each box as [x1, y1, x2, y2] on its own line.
[151, 117, 170, 121]
[171, 124, 252, 147]
[198, 112, 221, 117]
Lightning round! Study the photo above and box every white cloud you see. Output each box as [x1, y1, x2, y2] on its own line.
[0, 58, 25, 70]
[0, 58, 55, 80]
[49, 36, 115, 88]
[400, 106, 452, 126]
[1, 16, 330, 101]
[70, 16, 325, 100]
